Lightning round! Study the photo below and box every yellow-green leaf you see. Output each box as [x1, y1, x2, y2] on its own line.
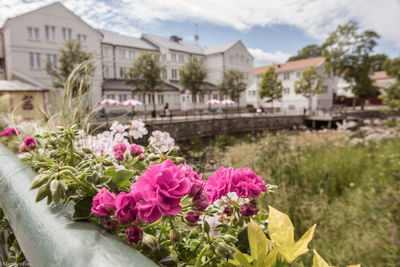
[231, 248, 253, 267]
[263, 248, 278, 267]
[268, 206, 316, 263]
[248, 219, 269, 260]
[313, 250, 330, 267]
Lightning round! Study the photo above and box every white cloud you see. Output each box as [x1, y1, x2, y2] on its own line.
[248, 48, 291, 67]
[1, 0, 400, 49]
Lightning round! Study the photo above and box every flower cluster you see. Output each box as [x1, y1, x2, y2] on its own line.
[205, 167, 267, 203]
[18, 136, 37, 152]
[1, 127, 20, 136]
[148, 130, 175, 153]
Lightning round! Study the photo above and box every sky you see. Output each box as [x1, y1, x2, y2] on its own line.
[1, 0, 400, 67]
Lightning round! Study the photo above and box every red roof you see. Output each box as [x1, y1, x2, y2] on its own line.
[254, 57, 325, 76]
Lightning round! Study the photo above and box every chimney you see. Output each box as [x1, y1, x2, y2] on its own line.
[170, 35, 182, 42]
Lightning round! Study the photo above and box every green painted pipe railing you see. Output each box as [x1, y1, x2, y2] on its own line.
[0, 144, 156, 267]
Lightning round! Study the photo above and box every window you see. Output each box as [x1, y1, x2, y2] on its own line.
[29, 53, 35, 68]
[240, 55, 244, 65]
[235, 54, 239, 64]
[199, 94, 204, 103]
[77, 34, 87, 43]
[171, 53, 177, 62]
[46, 54, 57, 69]
[171, 69, 178, 79]
[119, 49, 126, 59]
[103, 65, 110, 78]
[284, 87, 290, 94]
[35, 53, 41, 69]
[162, 69, 167, 80]
[103, 47, 109, 56]
[178, 54, 184, 63]
[106, 94, 115, 100]
[45, 25, 55, 41]
[128, 50, 135, 60]
[296, 71, 301, 78]
[161, 54, 166, 62]
[283, 72, 290, 80]
[119, 94, 127, 102]
[28, 27, 39, 40]
[230, 55, 234, 64]
[246, 58, 250, 66]
[157, 94, 164, 104]
[62, 28, 72, 41]
[119, 67, 128, 78]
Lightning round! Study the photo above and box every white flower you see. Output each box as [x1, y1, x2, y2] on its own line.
[148, 130, 174, 153]
[128, 120, 148, 139]
[110, 121, 128, 137]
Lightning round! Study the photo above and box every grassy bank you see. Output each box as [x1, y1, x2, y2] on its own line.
[206, 131, 400, 266]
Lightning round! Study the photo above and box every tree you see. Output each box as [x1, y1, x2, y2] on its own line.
[258, 66, 283, 111]
[379, 82, 400, 114]
[383, 57, 400, 80]
[46, 40, 94, 96]
[294, 67, 325, 111]
[370, 53, 388, 71]
[322, 21, 379, 109]
[218, 69, 247, 111]
[125, 53, 165, 116]
[287, 44, 322, 62]
[179, 56, 207, 113]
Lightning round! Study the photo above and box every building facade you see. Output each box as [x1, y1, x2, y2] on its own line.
[253, 57, 337, 112]
[0, 2, 256, 114]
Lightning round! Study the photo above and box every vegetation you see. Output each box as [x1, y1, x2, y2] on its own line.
[258, 66, 283, 110]
[287, 44, 322, 62]
[125, 53, 165, 115]
[294, 67, 325, 111]
[215, 131, 400, 266]
[322, 21, 379, 108]
[179, 56, 208, 112]
[46, 40, 94, 96]
[218, 69, 247, 110]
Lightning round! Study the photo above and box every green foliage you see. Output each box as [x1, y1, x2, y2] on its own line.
[294, 67, 325, 110]
[370, 53, 388, 71]
[222, 131, 400, 266]
[179, 56, 208, 110]
[218, 69, 247, 106]
[213, 134, 237, 150]
[258, 67, 283, 103]
[379, 82, 400, 114]
[46, 40, 94, 96]
[322, 21, 379, 101]
[125, 53, 165, 113]
[287, 44, 322, 62]
[383, 57, 400, 81]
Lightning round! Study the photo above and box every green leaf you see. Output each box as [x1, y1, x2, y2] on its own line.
[111, 169, 134, 188]
[203, 220, 210, 234]
[230, 248, 252, 267]
[72, 197, 93, 220]
[103, 166, 115, 177]
[248, 219, 269, 260]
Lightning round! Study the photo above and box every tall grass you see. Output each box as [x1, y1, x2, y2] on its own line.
[220, 131, 400, 266]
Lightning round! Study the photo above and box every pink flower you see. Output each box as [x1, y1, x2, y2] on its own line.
[105, 219, 119, 229]
[24, 136, 36, 150]
[18, 144, 26, 152]
[114, 192, 138, 224]
[231, 168, 267, 198]
[185, 211, 200, 223]
[0, 127, 20, 136]
[125, 226, 143, 243]
[192, 191, 209, 211]
[131, 159, 191, 223]
[204, 167, 234, 203]
[240, 204, 258, 216]
[91, 188, 116, 217]
[113, 142, 127, 160]
[179, 164, 204, 195]
[129, 144, 143, 156]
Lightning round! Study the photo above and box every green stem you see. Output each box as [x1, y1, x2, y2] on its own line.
[143, 217, 163, 230]
[195, 245, 209, 267]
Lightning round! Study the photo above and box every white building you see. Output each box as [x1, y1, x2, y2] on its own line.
[253, 57, 337, 112]
[0, 2, 103, 112]
[0, 2, 256, 114]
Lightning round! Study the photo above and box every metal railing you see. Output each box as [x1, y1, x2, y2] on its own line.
[0, 143, 156, 267]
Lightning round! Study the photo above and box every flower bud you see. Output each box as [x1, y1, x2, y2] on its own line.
[168, 146, 180, 154]
[125, 226, 143, 243]
[215, 242, 233, 259]
[142, 233, 158, 250]
[223, 206, 233, 216]
[222, 234, 238, 243]
[184, 211, 200, 224]
[169, 229, 181, 243]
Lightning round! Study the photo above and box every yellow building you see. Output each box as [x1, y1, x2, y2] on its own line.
[0, 80, 48, 120]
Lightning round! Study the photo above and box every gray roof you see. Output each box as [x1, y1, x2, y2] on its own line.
[102, 79, 179, 92]
[204, 40, 239, 55]
[142, 34, 204, 55]
[0, 80, 46, 91]
[101, 30, 158, 51]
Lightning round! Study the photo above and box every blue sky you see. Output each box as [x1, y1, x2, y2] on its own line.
[1, 0, 400, 66]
